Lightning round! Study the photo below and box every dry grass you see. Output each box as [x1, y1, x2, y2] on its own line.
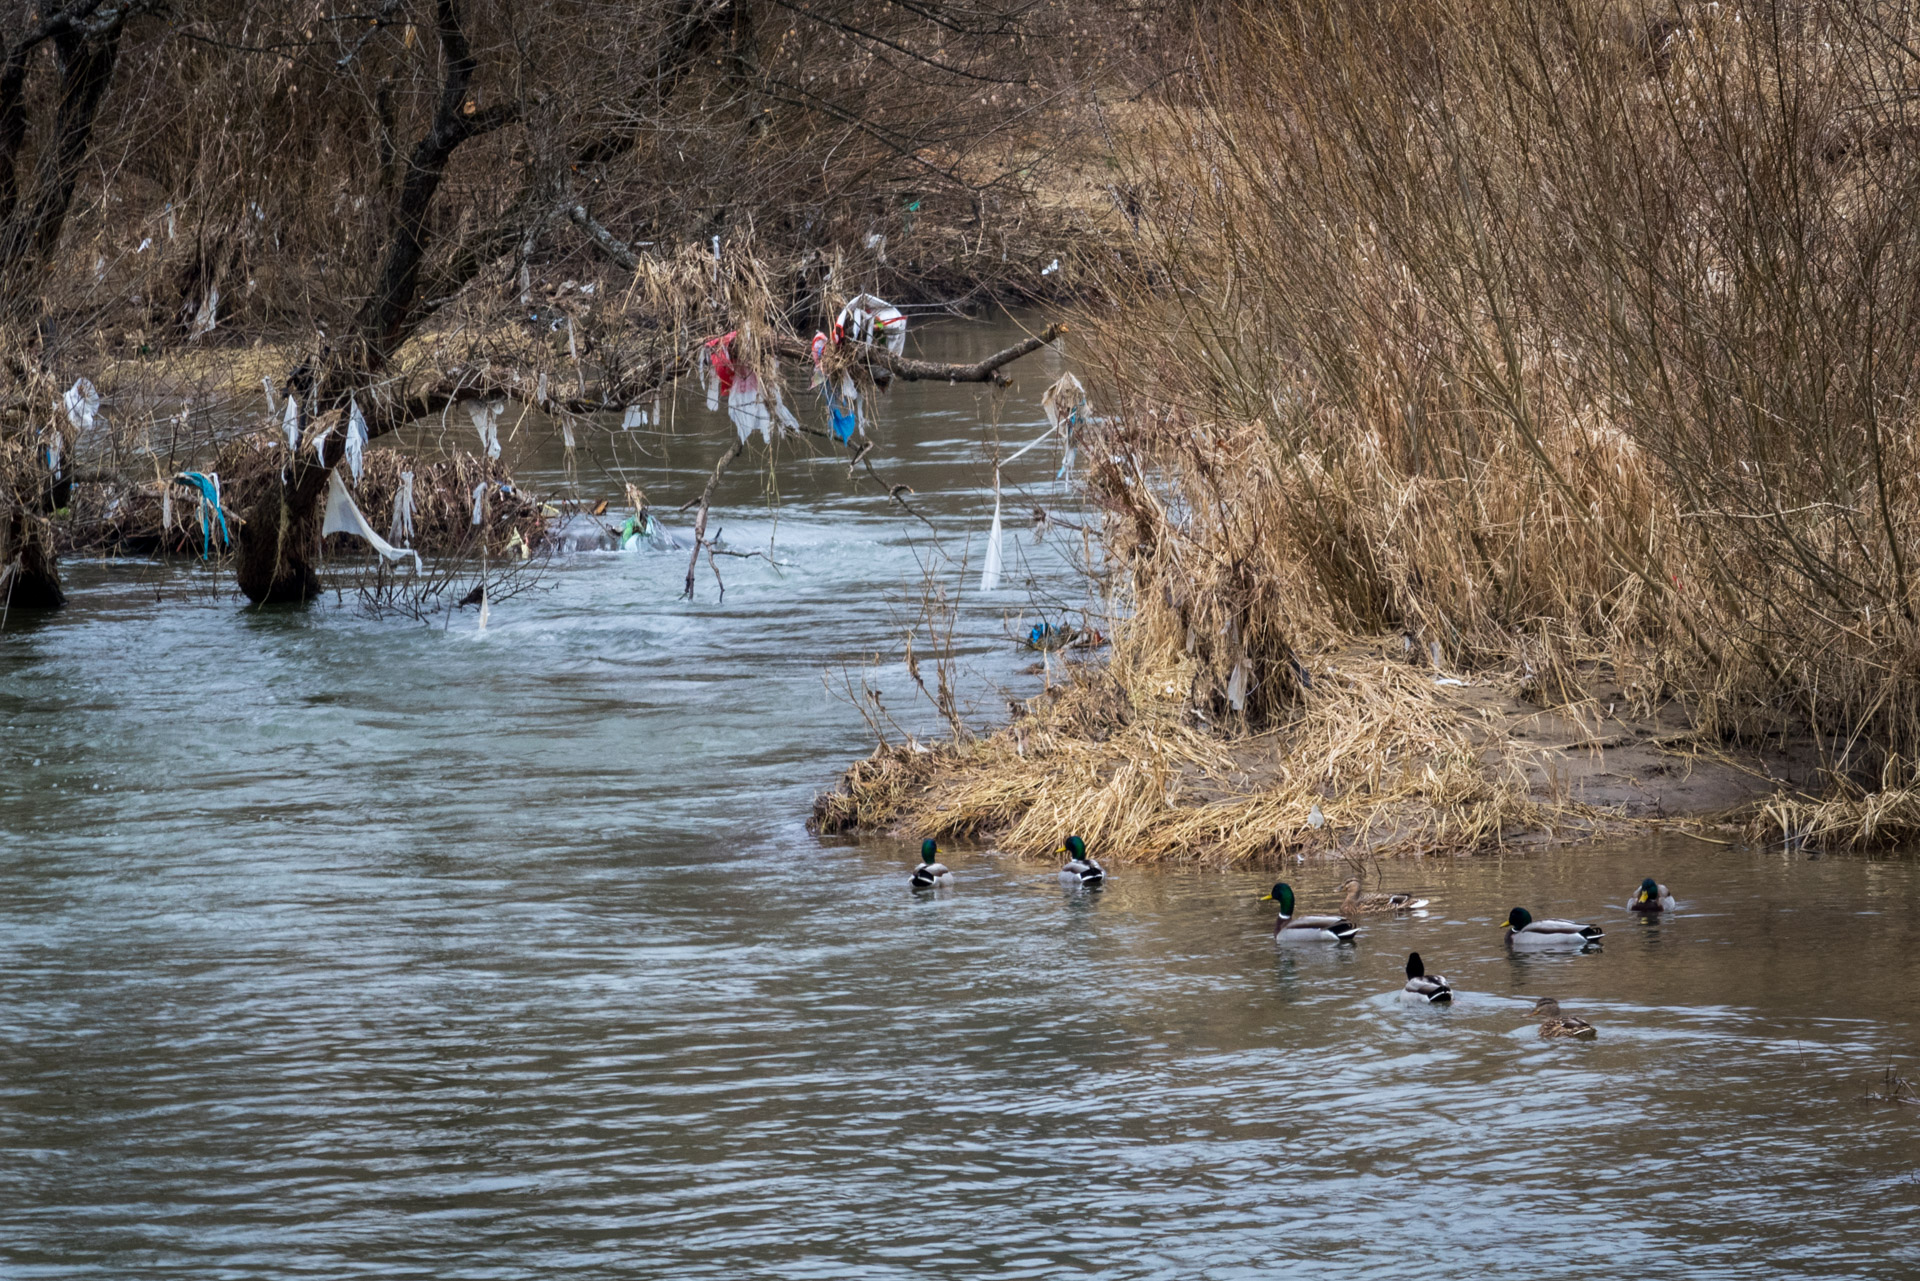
[1751, 758, 1920, 851]
[1042, 0, 1920, 840]
[821, 0, 1920, 856]
[814, 644, 1614, 866]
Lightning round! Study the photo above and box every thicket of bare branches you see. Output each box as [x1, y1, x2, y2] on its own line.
[1081, 0, 1920, 779]
[1, 0, 1158, 608]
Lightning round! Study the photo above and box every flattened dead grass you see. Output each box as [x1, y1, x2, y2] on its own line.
[815, 645, 1611, 867]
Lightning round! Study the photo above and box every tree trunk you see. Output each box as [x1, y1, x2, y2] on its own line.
[232, 463, 327, 605]
[1, 507, 63, 609]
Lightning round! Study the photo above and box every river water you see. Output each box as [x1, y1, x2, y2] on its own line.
[3, 321, 1917, 1278]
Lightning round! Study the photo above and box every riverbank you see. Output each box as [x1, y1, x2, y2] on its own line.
[812, 636, 1825, 866]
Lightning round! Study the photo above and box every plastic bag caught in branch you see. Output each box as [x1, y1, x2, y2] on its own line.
[824, 374, 861, 444]
[701, 331, 738, 411]
[322, 470, 421, 572]
[728, 372, 798, 445]
[346, 397, 369, 483]
[835, 295, 906, 355]
[281, 397, 300, 452]
[62, 378, 99, 432]
[1040, 373, 1090, 480]
[467, 400, 504, 460]
[389, 470, 416, 545]
[980, 469, 1005, 592]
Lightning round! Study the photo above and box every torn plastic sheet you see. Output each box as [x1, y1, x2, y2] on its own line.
[471, 481, 488, 525]
[345, 397, 369, 483]
[979, 468, 1004, 592]
[701, 331, 739, 411]
[466, 399, 504, 460]
[727, 372, 798, 444]
[322, 470, 420, 572]
[174, 471, 230, 558]
[280, 396, 300, 452]
[62, 378, 100, 432]
[388, 470, 415, 545]
[1227, 658, 1251, 711]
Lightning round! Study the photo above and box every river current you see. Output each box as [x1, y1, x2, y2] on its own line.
[2, 321, 1917, 1278]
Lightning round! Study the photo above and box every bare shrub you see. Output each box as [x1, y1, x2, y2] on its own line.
[1078, 0, 1920, 781]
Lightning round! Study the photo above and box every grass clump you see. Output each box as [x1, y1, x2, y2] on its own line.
[815, 647, 1605, 866]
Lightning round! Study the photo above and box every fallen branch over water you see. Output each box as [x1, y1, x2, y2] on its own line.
[772, 325, 1065, 388]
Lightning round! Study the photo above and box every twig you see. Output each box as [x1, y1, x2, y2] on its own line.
[683, 437, 746, 598]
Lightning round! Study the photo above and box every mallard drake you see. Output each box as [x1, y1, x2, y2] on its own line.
[910, 838, 953, 890]
[1400, 952, 1452, 1004]
[1627, 877, 1675, 913]
[1502, 907, 1603, 949]
[1261, 882, 1358, 942]
[1339, 878, 1430, 915]
[1530, 997, 1597, 1040]
[1058, 834, 1106, 887]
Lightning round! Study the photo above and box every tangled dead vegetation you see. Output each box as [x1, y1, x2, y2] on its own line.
[1750, 759, 1920, 852]
[814, 646, 1626, 867]
[54, 439, 548, 561]
[906, 0, 1920, 856]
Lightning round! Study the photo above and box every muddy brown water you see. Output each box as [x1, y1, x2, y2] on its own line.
[3, 321, 1918, 1278]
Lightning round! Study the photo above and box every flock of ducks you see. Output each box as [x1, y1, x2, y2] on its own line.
[912, 838, 1679, 1042]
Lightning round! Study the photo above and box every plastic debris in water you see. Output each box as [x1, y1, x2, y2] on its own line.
[1041, 258, 1061, 276]
[616, 511, 655, 550]
[281, 397, 300, 452]
[345, 396, 369, 483]
[322, 470, 420, 572]
[621, 404, 647, 429]
[389, 470, 415, 545]
[471, 481, 488, 526]
[1026, 622, 1078, 651]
